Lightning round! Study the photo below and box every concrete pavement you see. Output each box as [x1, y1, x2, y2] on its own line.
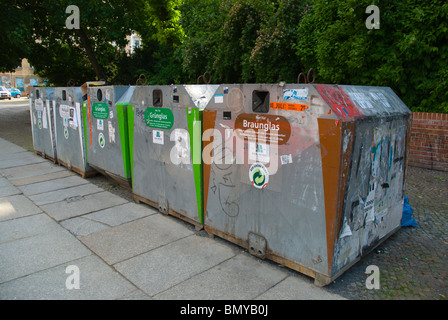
[0, 137, 346, 301]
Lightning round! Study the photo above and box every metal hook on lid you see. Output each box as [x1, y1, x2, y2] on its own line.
[297, 68, 315, 84]
[197, 72, 211, 84]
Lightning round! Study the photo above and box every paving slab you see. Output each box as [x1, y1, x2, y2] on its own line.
[256, 275, 347, 300]
[28, 183, 103, 206]
[80, 214, 194, 265]
[0, 151, 31, 161]
[119, 289, 152, 300]
[0, 213, 59, 244]
[153, 254, 287, 300]
[40, 191, 128, 221]
[0, 255, 137, 300]
[0, 138, 26, 155]
[0, 194, 42, 222]
[0, 177, 22, 197]
[0, 227, 92, 283]
[18, 175, 89, 196]
[115, 235, 236, 296]
[83, 202, 157, 227]
[9, 169, 74, 187]
[0, 151, 46, 169]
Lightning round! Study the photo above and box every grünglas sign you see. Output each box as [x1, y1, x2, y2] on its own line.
[144, 107, 174, 130]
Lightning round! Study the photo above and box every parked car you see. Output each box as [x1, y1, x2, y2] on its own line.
[0, 86, 12, 100]
[8, 88, 22, 98]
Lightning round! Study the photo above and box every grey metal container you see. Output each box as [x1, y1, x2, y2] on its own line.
[130, 84, 219, 229]
[202, 83, 411, 286]
[53, 87, 96, 177]
[29, 87, 57, 162]
[84, 85, 135, 186]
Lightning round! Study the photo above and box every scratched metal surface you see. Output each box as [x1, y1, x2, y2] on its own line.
[203, 83, 333, 276]
[85, 85, 134, 183]
[53, 87, 93, 173]
[29, 87, 57, 160]
[203, 83, 411, 282]
[332, 85, 411, 275]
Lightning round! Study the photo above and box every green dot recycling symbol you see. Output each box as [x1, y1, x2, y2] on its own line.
[98, 133, 105, 148]
[249, 162, 269, 189]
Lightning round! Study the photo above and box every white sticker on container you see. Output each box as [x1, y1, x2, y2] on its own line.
[170, 129, 190, 164]
[153, 130, 164, 145]
[108, 121, 115, 143]
[60, 105, 71, 119]
[97, 119, 104, 131]
[69, 107, 78, 129]
[42, 110, 48, 129]
[280, 154, 293, 165]
[35, 98, 44, 111]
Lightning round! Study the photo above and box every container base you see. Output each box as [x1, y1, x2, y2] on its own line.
[204, 224, 401, 287]
[57, 159, 98, 179]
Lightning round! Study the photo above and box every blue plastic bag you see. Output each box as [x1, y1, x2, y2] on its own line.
[401, 196, 418, 227]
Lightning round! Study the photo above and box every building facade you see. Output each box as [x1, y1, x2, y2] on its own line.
[0, 59, 45, 96]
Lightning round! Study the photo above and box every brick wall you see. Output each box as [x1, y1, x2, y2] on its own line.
[408, 112, 448, 172]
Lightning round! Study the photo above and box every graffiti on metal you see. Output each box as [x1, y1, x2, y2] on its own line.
[316, 84, 363, 120]
[144, 107, 174, 130]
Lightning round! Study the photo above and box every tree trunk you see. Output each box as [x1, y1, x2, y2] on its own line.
[77, 27, 107, 81]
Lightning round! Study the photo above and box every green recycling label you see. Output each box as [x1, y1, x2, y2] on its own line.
[144, 107, 174, 130]
[92, 103, 109, 119]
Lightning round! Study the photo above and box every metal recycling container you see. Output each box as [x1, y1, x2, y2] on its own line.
[29, 86, 57, 162]
[53, 87, 95, 177]
[129, 84, 219, 229]
[84, 85, 135, 186]
[202, 83, 411, 285]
